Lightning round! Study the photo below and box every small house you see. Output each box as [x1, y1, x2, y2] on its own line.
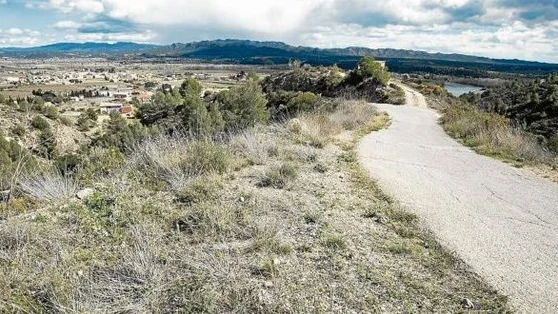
[120, 105, 135, 118]
[100, 102, 123, 114]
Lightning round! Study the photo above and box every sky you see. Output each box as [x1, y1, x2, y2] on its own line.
[0, 0, 557, 63]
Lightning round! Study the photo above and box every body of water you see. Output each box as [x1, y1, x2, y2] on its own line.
[445, 82, 484, 97]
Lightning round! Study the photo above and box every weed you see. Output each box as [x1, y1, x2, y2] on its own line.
[175, 173, 223, 204]
[321, 233, 347, 250]
[259, 162, 298, 189]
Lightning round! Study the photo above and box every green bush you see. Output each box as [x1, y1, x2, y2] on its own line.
[180, 96, 223, 135]
[92, 113, 157, 152]
[287, 92, 318, 113]
[217, 80, 269, 130]
[346, 57, 390, 86]
[31, 116, 50, 131]
[0, 133, 35, 190]
[37, 128, 58, 160]
[179, 78, 203, 98]
[136, 91, 182, 126]
[76, 114, 94, 132]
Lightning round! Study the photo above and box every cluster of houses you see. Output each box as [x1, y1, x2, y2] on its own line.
[0, 68, 156, 86]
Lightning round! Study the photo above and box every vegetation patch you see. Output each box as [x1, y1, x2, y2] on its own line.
[440, 104, 556, 167]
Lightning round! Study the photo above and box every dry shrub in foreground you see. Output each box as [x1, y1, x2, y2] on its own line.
[441, 105, 555, 164]
[288, 100, 377, 148]
[18, 169, 80, 202]
[229, 128, 271, 165]
[329, 100, 379, 130]
[131, 135, 231, 190]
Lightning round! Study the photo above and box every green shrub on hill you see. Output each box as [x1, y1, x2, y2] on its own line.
[31, 115, 50, 131]
[0, 133, 35, 190]
[93, 112, 157, 152]
[346, 56, 390, 86]
[216, 80, 269, 130]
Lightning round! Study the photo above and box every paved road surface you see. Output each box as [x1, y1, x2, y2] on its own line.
[358, 92, 558, 313]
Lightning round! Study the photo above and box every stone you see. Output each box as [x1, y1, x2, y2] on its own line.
[461, 298, 475, 309]
[76, 188, 95, 200]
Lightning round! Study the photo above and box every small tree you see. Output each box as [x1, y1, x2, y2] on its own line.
[347, 56, 390, 86]
[179, 78, 203, 98]
[37, 128, 58, 160]
[217, 80, 269, 130]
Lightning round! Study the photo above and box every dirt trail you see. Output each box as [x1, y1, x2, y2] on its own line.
[358, 91, 558, 313]
[394, 82, 428, 108]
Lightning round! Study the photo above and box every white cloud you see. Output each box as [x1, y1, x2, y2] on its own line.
[63, 29, 156, 43]
[11, 0, 558, 62]
[54, 20, 82, 29]
[0, 28, 42, 46]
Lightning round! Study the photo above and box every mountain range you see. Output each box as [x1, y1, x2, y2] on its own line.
[1, 39, 557, 76]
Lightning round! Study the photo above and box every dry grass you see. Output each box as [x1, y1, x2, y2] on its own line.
[329, 100, 379, 130]
[441, 105, 555, 166]
[229, 128, 271, 165]
[18, 169, 80, 202]
[131, 135, 232, 190]
[0, 99, 510, 313]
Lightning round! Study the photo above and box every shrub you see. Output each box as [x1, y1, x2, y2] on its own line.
[76, 114, 94, 132]
[92, 112, 156, 151]
[85, 108, 99, 121]
[186, 140, 231, 175]
[37, 128, 58, 160]
[59, 116, 73, 126]
[550, 133, 558, 153]
[42, 105, 59, 119]
[0, 134, 35, 190]
[55, 154, 82, 175]
[286, 92, 318, 113]
[78, 147, 126, 182]
[346, 57, 390, 86]
[10, 125, 26, 137]
[31, 115, 50, 130]
[136, 91, 183, 126]
[441, 105, 552, 163]
[217, 80, 270, 130]
[180, 96, 223, 135]
[175, 174, 223, 204]
[230, 129, 269, 165]
[179, 78, 203, 98]
[18, 169, 79, 202]
[260, 162, 298, 189]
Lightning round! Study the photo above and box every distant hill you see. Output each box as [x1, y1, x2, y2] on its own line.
[1, 39, 558, 76]
[0, 42, 159, 58]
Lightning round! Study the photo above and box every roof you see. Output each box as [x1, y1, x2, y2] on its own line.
[100, 103, 122, 108]
[120, 106, 134, 114]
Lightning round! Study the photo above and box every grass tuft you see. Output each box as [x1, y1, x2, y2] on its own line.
[259, 162, 299, 189]
[18, 170, 79, 202]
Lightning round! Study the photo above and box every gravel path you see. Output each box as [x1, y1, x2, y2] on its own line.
[358, 94, 558, 313]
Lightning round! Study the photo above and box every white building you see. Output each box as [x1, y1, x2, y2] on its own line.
[100, 102, 123, 114]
